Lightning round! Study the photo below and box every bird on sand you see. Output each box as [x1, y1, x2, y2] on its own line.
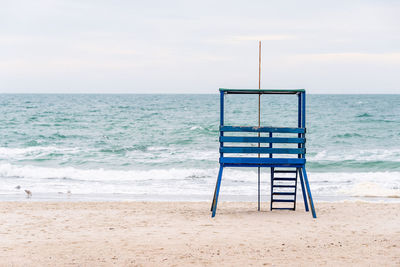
[24, 190, 32, 198]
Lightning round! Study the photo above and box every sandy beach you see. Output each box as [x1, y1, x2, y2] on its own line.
[0, 201, 399, 266]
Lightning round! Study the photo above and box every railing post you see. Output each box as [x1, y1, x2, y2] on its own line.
[220, 90, 224, 127]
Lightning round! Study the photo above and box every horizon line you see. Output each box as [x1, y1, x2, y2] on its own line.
[1, 92, 399, 95]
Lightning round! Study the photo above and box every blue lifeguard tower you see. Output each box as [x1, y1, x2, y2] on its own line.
[211, 88, 316, 218]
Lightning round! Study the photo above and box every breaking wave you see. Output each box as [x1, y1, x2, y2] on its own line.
[1, 163, 399, 199]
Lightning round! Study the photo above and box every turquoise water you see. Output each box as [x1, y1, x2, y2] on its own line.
[0, 94, 399, 201]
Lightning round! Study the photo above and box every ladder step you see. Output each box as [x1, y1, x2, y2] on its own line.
[271, 168, 298, 211]
[273, 177, 296, 181]
[272, 199, 295, 203]
[273, 192, 295, 195]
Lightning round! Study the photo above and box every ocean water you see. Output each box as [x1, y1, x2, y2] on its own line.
[0, 94, 399, 202]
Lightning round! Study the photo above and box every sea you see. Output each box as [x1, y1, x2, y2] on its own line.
[0, 94, 399, 202]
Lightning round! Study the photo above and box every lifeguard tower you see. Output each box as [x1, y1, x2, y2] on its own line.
[211, 88, 316, 218]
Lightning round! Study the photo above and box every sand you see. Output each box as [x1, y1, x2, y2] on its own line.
[0, 201, 399, 266]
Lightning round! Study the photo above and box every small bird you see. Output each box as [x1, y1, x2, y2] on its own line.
[15, 185, 21, 189]
[24, 190, 32, 198]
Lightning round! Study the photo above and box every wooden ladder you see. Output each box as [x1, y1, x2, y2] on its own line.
[270, 168, 298, 210]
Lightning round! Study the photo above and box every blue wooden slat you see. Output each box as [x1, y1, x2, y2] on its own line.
[273, 185, 296, 188]
[222, 163, 304, 168]
[220, 136, 305, 144]
[219, 88, 305, 94]
[220, 147, 305, 154]
[220, 157, 306, 165]
[221, 126, 305, 133]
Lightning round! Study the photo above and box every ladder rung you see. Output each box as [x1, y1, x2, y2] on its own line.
[273, 185, 296, 188]
[273, 170, 297, 173]
[273, 177, 296, 181]
[272, 199, 295, 203]
[271, 207, 295, 210]
[273, 192, 295, 195]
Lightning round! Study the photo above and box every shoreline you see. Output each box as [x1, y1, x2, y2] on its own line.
[1, 201, 399, 266]
[0, 192, 399, 203]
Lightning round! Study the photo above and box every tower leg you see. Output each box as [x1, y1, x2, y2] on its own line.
[211, 166, 224, 217]
[298, 168, 309, 212]
[258, 167, 260, 211]
[211, 171, 218, 211]
[270, 167, 274, 211]
[301, 167, 317, 218]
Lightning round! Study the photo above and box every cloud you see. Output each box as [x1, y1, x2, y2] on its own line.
[291, 53, 400, 63]
[1, 0, 399, 93]
[204, 34, 296, 45]
[0, 35, 35, 45]
[231, 34, 296, 41]
[75, 44, 139, 56]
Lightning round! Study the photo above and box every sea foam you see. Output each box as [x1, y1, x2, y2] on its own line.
[1, 163, 399, 199]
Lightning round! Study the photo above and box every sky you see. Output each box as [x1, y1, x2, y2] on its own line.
[1, 0, 399, 94]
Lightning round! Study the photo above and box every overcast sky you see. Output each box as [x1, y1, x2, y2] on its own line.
[1, 0, 399, 93]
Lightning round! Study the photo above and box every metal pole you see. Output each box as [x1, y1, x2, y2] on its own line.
[258, 41, 261, 211]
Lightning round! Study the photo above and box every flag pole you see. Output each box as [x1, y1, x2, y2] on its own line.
[258, 41, 261, 211]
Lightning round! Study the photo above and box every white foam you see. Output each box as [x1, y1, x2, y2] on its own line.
[0, 146, 80, 159]
[341, 182, 400, 198]
[309, 149, 400, 162]
[146, 146, 169, 151]
[1, 163, 399, 199]
[0, 163, 211, 182]
[307, 172, 400, 198]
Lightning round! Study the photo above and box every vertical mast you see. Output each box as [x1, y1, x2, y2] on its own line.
[257, 41, 261, 211]
[258, 41, 261, 118]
